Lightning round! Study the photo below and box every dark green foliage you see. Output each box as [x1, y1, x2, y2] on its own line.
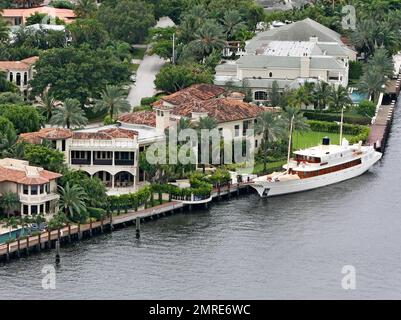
[303, 111, 371, 125]
[23, 144, 66, 173]
[306, 120, 370, 143]
[0, 104, 41, 134]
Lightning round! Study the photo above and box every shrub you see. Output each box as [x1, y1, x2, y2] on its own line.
[103, 115, 115, 125]
[140, 96, 158, 106]
[349, 61, 364, 80]
[356, 100, 376, 118]
[306, 120, 370, 143]
[87, 207, 107, 221]
[303, 111, 371, 125]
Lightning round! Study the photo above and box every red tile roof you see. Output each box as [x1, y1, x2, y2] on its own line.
[0, 56, 38, 72]
[171, 98, 267, 123]
[0, 165, 61, 185]
[118, 111, 156, 127]
[1, 7, 75, 24]
[19, 128, 72, 144]
[72, 128, 138, 140]
[156, 84, 226, 107]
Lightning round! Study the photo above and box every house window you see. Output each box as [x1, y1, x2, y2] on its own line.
[62, 140, 66, 151]
[23, 72, 28, 85]
[255, 140, 258, 148]
[269, 72, 273, 77]
[31, 185, 38, 195]
[16, 73, 21, 86]
[23, 205, 29, 215]
[254, 91, 267, 101]
[23, 185, 29, 195]
[9, 72, 13, 82]
[31, 205, 38, 216]
[234, 125, 240, 137]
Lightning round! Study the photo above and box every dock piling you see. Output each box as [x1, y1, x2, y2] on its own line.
[136, 217, 140, 239]
[55, 240, 60, 265]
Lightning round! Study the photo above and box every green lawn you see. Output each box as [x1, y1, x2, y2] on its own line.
[132, 48, 146, 60]
[131, 64, 140, 72]
[293, 130, 354, 150]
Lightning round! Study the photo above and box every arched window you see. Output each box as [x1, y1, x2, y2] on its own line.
[23, 72, 28, 85]
[269, 72, 273, 77]
[254, 91, 267, 101]
[9, 72, 13, 82]
[16, 73, 21, 86]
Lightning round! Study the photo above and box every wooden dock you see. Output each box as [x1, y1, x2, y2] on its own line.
[0, 182, 254, 262]
[367, 73, 401, 152]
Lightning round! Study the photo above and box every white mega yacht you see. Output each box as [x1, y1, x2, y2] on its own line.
[251, 138, 382, 197]
[250, 114, 382, 197]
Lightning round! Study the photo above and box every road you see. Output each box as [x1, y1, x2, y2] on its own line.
[127, 54, 167, 107]
[127, 17, 175, 108]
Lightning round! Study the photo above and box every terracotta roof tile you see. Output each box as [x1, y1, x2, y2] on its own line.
[72, 128, 138, 140]
[157, 84, 225, 107]
[0, 165, 61, 185]
[0, 56, 38, 71]
[171, 98, 267, 123]
[19, 128, 72, 144]
[118, 111, 156, 127]
[1, 7, 75, 24]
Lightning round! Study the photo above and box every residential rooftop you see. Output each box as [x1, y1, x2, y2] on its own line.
[0, 158, 61, 185]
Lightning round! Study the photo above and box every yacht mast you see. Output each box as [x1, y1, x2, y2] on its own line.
[339, 106, 344, 145]
[286, 115, 294, 173]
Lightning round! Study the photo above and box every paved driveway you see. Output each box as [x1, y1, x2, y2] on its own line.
[127, 54, 166, 107]
[127, 17, 175, 108]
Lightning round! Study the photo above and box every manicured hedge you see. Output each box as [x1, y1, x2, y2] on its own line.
[306, 120, 370, 144]
[304, 111, 371, 125]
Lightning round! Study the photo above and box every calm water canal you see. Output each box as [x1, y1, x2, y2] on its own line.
[1, 105, 401, 300]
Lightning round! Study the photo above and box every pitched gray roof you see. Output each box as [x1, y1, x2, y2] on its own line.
[236, 55, 344, 70]
[246, 18, 344, 53]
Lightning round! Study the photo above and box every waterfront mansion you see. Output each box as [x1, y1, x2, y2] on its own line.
[0, 158, 61, 216]
[20, 84, 268, 195]
[214, 18, 357, 103]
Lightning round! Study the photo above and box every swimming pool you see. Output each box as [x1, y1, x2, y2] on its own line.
[350, 90, 369, 104]
[0, 228, 29, 244]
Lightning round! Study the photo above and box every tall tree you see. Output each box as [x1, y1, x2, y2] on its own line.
[0, 116, 17, 155]
[254, 112, 285, 172]
[0, 15, 9, 43]
[58, 182, 87, 220]
[74, 0, 98, 19]
[194, 116, 217, 173]
[50, 98, 88, 129]
[189, 22, 225, 61]
[313, 81, 332, 110]
[219, 10, 245, 40]
[35, 89, 60, 122]
[329, 85, 352, 111]
[94, 85, 131, 120]
[0, 191, 20, 218]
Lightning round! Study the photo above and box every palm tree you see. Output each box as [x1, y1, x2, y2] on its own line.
[50, 98, 88, 129]
[368, 47, 394, 78]
[74, 0, 98, 19]
[219, 10, 245, 40]
[190, 23, 226, 61]
[313, 82, 332, 110]
[281, 106, 310, 154]
[289, 84, 315, 109]
[4, 216, 18, 240]
[35, 90, 61, 122]
[254, 112, 285, 172]
[58, 183, 87, 220]
[0, 191, 20, 219]
[94, 85, 131, 120]
[329, 85, 352, 111]
[357, 70, 387, 103]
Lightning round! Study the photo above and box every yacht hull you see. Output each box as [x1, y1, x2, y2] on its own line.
[251, 151, 382, 197]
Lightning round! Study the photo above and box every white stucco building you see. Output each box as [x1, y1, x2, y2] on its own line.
[0, 158, 61, 216]
[214, 18, 357, 103]
[0, 56, 38, 97]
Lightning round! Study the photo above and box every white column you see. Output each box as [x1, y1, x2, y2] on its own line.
[111, 174, 115, 189]
[91, 151, 94, 165]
